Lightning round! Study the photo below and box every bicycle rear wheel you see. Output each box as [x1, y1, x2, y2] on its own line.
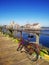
[17, 45, 23, 51]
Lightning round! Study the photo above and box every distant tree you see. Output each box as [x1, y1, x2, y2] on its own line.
[8, 28, 13, 37]
[0, 26, 3, 32]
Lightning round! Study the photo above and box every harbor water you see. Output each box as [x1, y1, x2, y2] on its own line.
[20, 30, 49, 48]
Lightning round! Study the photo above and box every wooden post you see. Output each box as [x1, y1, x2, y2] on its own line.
[13, 30, 18, 38]
[20, 31, 22, 39]
[35, 33, 39, 45]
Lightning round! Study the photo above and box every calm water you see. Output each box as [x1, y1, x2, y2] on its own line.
[39, 30, 49, 48]
[19, 30, 49, 48]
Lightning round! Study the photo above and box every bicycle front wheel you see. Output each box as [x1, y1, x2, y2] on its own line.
[26, 50, 39, 61]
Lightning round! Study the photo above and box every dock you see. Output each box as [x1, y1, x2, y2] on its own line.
[0, 32, 49, 65]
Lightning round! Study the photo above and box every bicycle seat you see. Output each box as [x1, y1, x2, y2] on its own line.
[28, 35, 34, 38]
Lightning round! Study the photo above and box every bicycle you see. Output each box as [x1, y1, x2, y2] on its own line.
[17, 35, 40, 61]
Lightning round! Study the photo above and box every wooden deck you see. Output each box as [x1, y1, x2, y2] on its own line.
[0, 33, 49, 65]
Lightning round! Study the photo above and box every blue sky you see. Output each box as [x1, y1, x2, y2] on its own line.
[0, 0, 49, 26]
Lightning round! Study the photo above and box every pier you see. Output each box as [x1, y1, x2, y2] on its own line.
[0, 32, 49, 65]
